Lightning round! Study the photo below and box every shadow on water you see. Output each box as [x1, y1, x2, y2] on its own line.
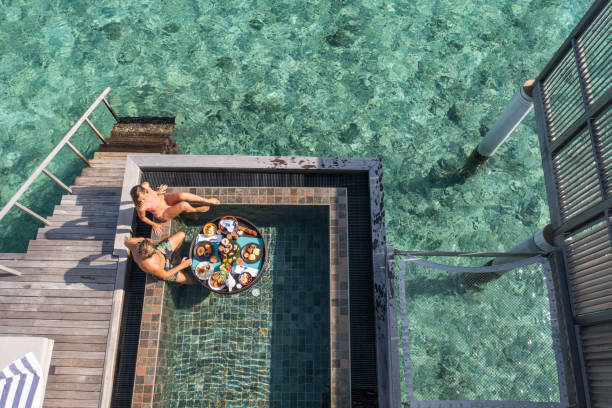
[405, 271, 503, 298]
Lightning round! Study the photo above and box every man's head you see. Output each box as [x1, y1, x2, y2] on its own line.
[130, 184, 146, 205]
[138, 239, 157, 259]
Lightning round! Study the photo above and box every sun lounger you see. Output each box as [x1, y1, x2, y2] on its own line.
[0, 337, 54, 408]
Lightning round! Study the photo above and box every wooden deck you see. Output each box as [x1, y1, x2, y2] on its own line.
[0, 119, 175, 407]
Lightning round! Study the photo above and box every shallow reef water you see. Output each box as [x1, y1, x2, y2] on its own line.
[0, 0, 590, 254]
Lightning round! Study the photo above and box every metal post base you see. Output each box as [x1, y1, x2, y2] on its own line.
[457, 147, 489, 179]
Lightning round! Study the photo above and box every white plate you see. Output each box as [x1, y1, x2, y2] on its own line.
[208, 275, 227, 291]
[195, 262, 213, 280]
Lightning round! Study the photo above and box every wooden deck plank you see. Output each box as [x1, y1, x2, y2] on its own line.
[45, 390, 101, 399]
[27, 239, 115, 247]
[70, 186, 121, 195]
[0, 296, 112, 306]
[53, 351, 106, 360]
[0, 288, 113, 298]
[46, 382, 101, 392]
[45, 220, 120, 229]
[0, 281, 115, 291]
[25, 251, 116, 262]
[46, 375, 102, 384]
[53, 343, 108, 353]
[59, 198, 121, 207]
[81, 168, 126, 176]
[0, 266, 115, 282]
[0, 303, 112, 314]
[53, 204, 119, 217]
[0, 326, 108, 336]
[37, 226, 118, 235]
[0, 275, 112, 284]
[89, 159, 128, 166]
[53, 366, 104, 376]
[52, 359, 105, 368]
[2, 311, 111, 321]
[75, 176, 124, 184]
[74, 181, 124, 187]
[1, 318, 109, 329]
[27, 245, 115, 254]
[44, 398, 99, 407]
[0, 260, 116, 267]
[37, 232, 116, 240]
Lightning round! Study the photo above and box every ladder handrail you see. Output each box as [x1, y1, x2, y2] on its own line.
[0, 87, 113, 223]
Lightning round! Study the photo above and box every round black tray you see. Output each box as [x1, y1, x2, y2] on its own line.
[189, 215, 266, 295]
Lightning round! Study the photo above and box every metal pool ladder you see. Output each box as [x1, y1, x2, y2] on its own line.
[0, 87, 119, 276]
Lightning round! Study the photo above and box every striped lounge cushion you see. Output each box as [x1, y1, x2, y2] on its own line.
[0, 352, 42, 408]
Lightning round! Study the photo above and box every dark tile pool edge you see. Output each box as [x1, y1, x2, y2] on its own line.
[131, 274, 165, 405]
[131, 186, 350, 407]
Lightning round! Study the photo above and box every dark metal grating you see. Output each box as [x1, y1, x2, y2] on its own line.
[110, 221, 151, 407]
[142, 170, 379, 402]
[578, 2, 612, 105]
[553, 127, 601, 222]
[595, 104, 612, 195]
[564, 218, 612, 316]
[543, 49, 585, 143]
[580, 322, 612, 408]
[533, 2, 612, 407]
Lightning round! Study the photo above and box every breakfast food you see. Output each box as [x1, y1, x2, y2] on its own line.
[196, 246, 205, 257]
[239, 273, 252, 285]
[210, 272, 225, 288]
[203, 223, 217, 237]
[218, 238, 238, 261]
[237, 224, 258, 237]
[196, 262, 212, 277]
[209, 256, 218, 263]
[219, 217, 238, 234]
[242, 243, 262, 263]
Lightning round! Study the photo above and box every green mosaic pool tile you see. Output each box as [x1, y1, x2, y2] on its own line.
[153, 214, 331, 407]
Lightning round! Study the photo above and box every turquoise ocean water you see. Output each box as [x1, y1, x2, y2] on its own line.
[0, 0, 591, 403]
[0, 0, 591, 254]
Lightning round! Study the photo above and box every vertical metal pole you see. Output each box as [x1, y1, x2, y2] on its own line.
[459, 80, 535, 177]
[85, 118, 108, 144]
[65, 141, 92, 167]
[41, 168, 73, 194]
[103, 97, 120, 122]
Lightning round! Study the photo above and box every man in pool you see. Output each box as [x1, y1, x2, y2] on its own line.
[124, 231, 195, 284]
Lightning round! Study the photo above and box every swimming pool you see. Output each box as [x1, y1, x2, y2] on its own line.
[132, 187, 353, 407]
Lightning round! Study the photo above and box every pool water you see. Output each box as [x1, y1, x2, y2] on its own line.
[153, 208, 330, 407]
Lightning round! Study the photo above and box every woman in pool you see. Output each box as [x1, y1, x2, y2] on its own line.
[131, 182, 220, 234]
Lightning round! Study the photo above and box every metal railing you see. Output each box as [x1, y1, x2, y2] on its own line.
[0, 87, 118, 275]
[532, 1, 612, 406]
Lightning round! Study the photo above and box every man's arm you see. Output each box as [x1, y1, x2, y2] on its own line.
[125, 237, 144, 246]
[142, 257, 192, 280]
